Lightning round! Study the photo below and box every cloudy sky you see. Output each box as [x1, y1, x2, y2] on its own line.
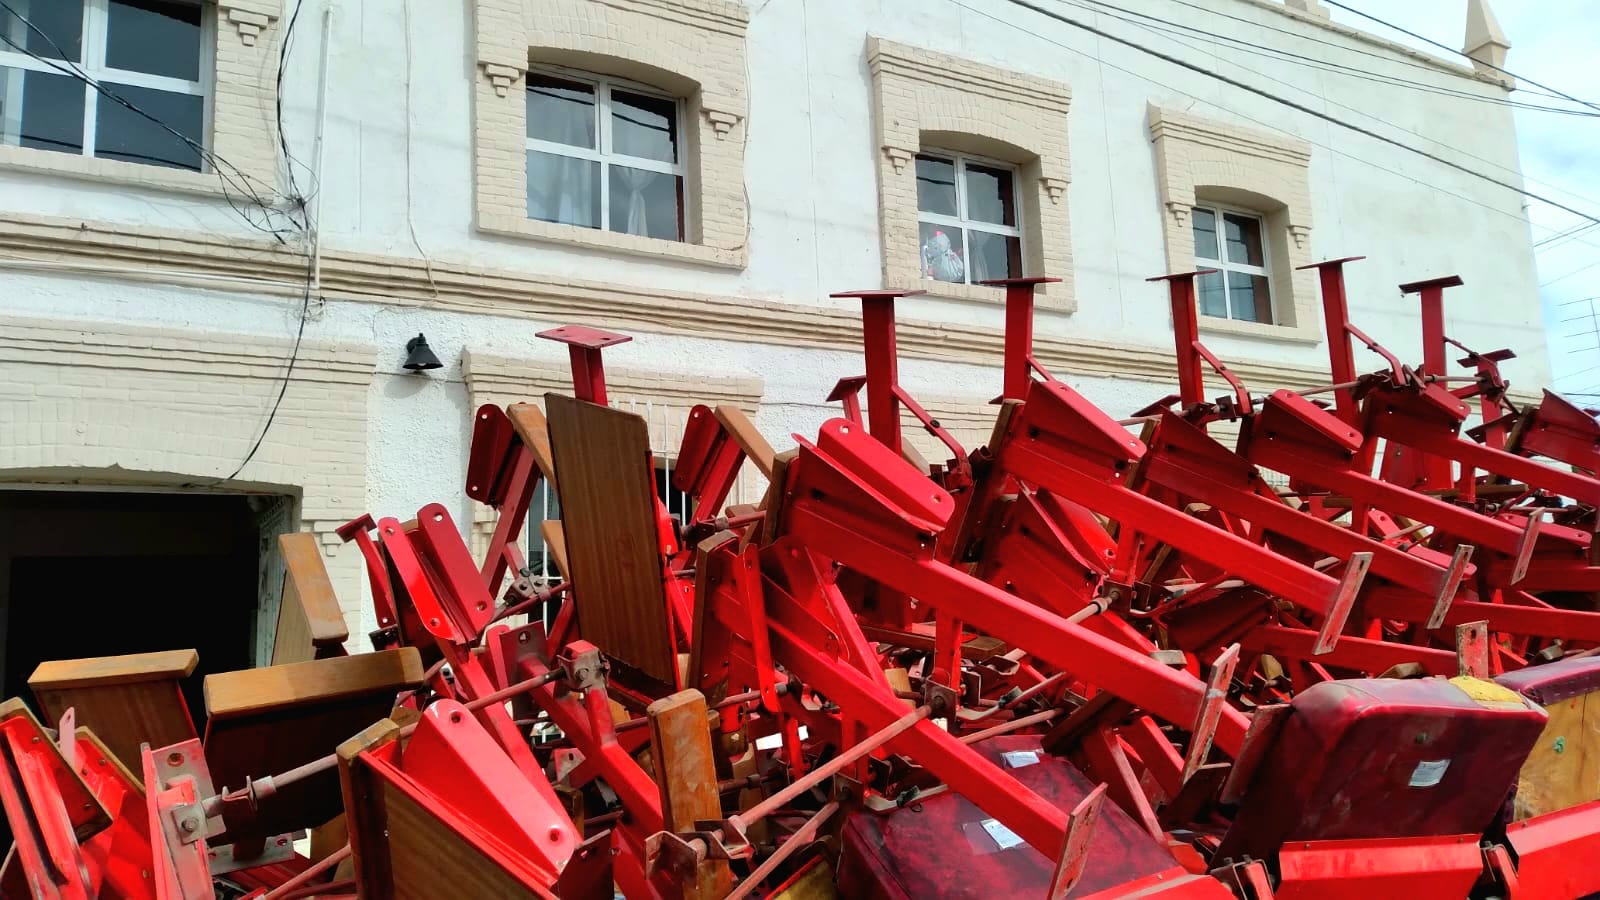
[1325, 1, 1600, 399]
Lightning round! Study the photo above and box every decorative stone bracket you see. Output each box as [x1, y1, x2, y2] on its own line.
[703, 108, 742, 140]
[883, 145, 915, 175]
[1040, 176, 1068, 205]
[225, 8, 274, 46]
[1164, 201, 1191, 227]
[482, 62, 525, 98]
[1288, 223, 1311, 250]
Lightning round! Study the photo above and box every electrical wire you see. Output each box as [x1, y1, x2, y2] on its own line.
[1058, 0, 1600, 118]
[1050, 0, 1600, 212]
[1322, 0, 1600, 116]
[947, 0, 1571, 239]
[0, 0, 318, 481]
[219, 249, 315, 483]
[0, 0, 307, 240]
[990, 0, 1600, 226]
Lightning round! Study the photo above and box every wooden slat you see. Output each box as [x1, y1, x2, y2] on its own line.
[713, 405, 776, 479]
[647, 690, 732, 900]
[205, 648, 423, 719]
[30, 651, 198, 773]
[544, 393, 675, 685]
[540, 520, 569, 581]
[384, 779, 554, 899]
[273, 532, 349, 665]
[338, 719, 400, 899]
[30, 649, 198, 690]
[508, 402, 558, 487]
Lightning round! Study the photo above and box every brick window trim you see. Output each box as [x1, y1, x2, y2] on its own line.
[0, 0, 283, 198]
[472, 0, 750, 270]
[867, 37, 1074, 311]
[1147, 104, 1320, 344]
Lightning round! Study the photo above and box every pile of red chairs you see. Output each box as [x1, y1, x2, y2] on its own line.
[5, 257, 1600, 898]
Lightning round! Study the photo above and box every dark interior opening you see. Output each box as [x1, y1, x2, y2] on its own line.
[0, 489, 264, 727]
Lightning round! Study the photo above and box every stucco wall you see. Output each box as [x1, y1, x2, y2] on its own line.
[0, 0, 1549, 642]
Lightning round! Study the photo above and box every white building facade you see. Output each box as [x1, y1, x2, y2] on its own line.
[0, 0, 1546, 654]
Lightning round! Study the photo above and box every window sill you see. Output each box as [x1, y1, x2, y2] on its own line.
[0, 147, 240, 199]
[478, 213, 746, 270]
[1198, 314, 1321, 344]
[888, 276, 1006, 306]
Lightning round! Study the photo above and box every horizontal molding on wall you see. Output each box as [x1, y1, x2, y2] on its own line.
[463, 350, 763, 413]
[0, 211, 1539, 405]
[0, 312, 376, 384]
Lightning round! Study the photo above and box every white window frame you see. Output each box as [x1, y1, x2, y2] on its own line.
[524, 66, 689, 240]
[1192, 203, 1275, 325]
[915, 150, 1024, 286]
[0, 0, 213, 171]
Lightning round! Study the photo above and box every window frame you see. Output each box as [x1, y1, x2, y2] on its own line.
[1191, 202, 1276, 325]
[914, 150, 1024, 287]
[523, 64, 690, 241]
[0, 0, 214, 171]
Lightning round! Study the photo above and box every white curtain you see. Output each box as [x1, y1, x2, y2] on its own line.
[614, 166, 656, 237]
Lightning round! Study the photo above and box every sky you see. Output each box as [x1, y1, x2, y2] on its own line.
[1324, 1, 1600, 400]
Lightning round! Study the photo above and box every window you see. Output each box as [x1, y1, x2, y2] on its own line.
[525, 70, 685, 242]
[0, 0, 209, 171]
[915, 152, 1022, 285]
[1192, 205, 1274, 324]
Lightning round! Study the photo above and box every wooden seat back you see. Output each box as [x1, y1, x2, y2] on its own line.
[202, 648, 423, 839]
[272, 532, 349, 665]
[543, 393, 676, 687]
[29, 649, 199, 773]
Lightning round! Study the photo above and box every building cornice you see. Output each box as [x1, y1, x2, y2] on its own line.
[1241, 0, 1510, 89]
[0, 212, 1535, 404]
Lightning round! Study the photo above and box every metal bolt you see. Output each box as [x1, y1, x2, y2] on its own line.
[179, 818, 198, 834]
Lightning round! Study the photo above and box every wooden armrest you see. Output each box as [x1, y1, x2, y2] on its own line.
[713, 405, 776, 480]
[508, 403, 558, 488]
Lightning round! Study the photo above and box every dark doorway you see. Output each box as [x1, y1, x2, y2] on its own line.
[0, 489, 274, 726]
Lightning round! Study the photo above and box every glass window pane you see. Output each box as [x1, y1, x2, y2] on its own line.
[526, 75, 595, 149]
[1223, 212, 1265, 266]
[0, 65, 85, 154]
[919, 221, 966, 284]
[527, 149, 598, 228]
[1226, 270, 1272, 323]
[915, 155, 957, 217]
[1197, 270, 1227, 318]
[1191, 207, 1219, 260]
[9, 0, 82, 61]
[95, 83, 201, 169]
[608, 165, 681, 241]
[610, 89, 676, 164]
[969, 229, 1021, 282]
[106, 0, 201, 82]
[964, 163, 1016, 227]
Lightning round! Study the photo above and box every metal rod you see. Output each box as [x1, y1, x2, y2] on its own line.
[734, 705, 930, 828]
[273, 880, 356, 900]
[614, 688, 768, 733]
[492, 580, 572, 624]
[967, 671, 1071, 723]
[726, 801, 840, 900]
[260, 845, 351, 899]
[1296, 378, 1363, 398]
[959, 708, 1063, 745]
[204, 669, 568, 816]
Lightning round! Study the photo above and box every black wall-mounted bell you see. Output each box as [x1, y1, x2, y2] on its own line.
[403, 333, 443, 372]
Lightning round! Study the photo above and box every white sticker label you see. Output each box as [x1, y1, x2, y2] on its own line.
[1410, 759, 1450, 787]
[1002, 750, 1041, 769]
[980, 818, 1026, 850]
